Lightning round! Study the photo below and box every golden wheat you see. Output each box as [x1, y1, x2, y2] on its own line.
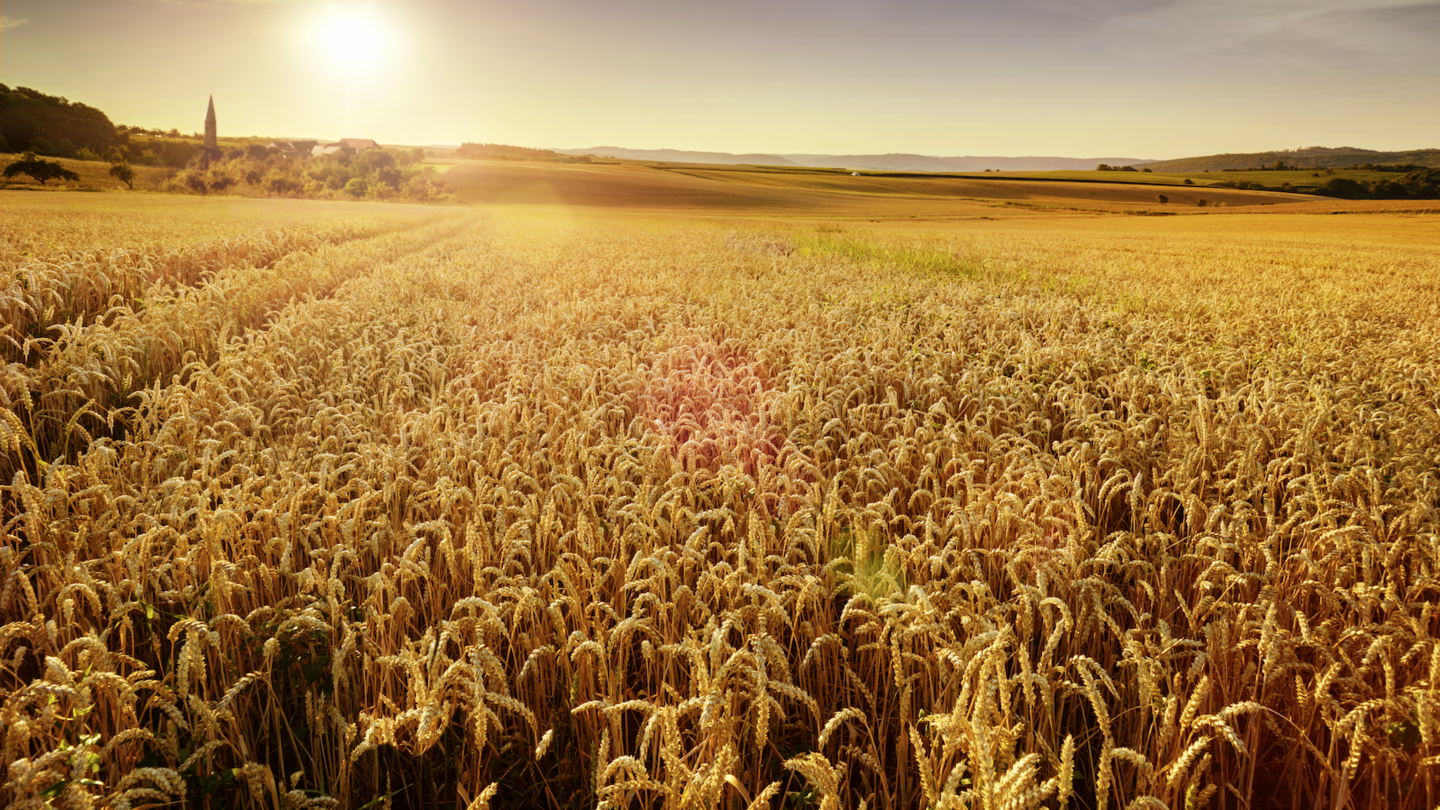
[1, 199, 1437, 810]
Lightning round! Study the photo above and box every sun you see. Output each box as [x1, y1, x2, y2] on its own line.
[313, 9, 392, 73]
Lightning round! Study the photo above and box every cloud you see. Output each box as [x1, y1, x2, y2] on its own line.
[0, 16, 30, 30]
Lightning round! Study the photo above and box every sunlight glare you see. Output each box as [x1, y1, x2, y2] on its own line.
[314, 9, 392, 73]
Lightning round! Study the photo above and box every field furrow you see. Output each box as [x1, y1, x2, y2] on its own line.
[0, 213, 469, 479]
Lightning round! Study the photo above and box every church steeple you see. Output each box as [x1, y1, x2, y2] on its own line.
[204, 96, 217, 150]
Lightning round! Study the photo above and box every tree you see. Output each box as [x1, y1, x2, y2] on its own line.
[1156, 194, 1168, 204]
[1183, 178, 1195, 185]
[109, 161, 135, 189]
[3, 151, 80, 184]
[1320, 177, 1365, 199]
[1368, 179, 1407, 200]
[154, 140, 198, 169]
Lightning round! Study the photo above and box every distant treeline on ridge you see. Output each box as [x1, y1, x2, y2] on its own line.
[454, 142, 595, 163]
[1142, 146, 1440, 172]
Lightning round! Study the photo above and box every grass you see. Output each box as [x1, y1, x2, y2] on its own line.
[0, 152, 174, 192]
[1, 190, 1437, 810]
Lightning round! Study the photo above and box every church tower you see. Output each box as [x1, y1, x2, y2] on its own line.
[204, 96, 217, 150]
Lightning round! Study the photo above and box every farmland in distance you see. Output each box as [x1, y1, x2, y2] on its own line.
[2, 184, 1439, 810]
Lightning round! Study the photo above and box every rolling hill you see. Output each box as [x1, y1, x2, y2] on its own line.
[1139, 146, 1440, 172]
[555, 147, 799, 166]
[554, 147, 1150, 172]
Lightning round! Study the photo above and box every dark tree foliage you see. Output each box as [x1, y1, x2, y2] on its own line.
[1213, 180, 1269, 191]
[152, 140, 200, 169]
[1318, 177, 1366, 199]
[3, 151, 82, 185]
[169, 146, 452, 202]
[455, 142, 563, 160]
[0, 85, 120, 156]
[109, 162, 136, 189]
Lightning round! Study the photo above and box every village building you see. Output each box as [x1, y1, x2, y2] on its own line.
[313, 138, 381, 157]
[268, 140, 319, 156]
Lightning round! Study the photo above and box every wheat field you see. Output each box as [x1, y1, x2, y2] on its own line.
[2, 195, 1438, 810]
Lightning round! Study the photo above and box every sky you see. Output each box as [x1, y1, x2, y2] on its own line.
[2, 0, 1439, 159]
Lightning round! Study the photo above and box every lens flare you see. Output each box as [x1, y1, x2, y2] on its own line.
[314, 9, 391, 73]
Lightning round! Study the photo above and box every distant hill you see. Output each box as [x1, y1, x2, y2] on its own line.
[456, 142, 567, 160]
[782, 154, 1151, 172]
[1140, 147, 1440, 172]
[554, 148, 1147, 172]
[557, 147, 798, 166]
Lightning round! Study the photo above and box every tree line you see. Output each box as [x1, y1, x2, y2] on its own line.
[1314, 169, 1440, 200]
[0, 85, 121, 157]
[454, 142, 595, 163]
[166, 144, 453, 203]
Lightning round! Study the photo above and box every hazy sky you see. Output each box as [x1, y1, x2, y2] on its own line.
[3, 0, 1439, 158]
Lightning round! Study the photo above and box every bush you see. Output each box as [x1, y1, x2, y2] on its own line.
[263, 171, 301, 197]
